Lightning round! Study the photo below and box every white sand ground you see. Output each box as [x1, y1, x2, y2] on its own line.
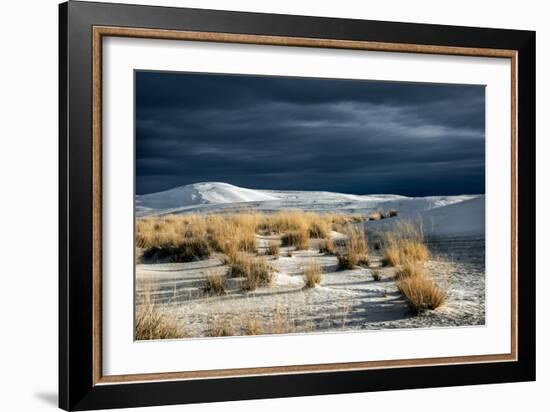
[136, 234, 485, 337]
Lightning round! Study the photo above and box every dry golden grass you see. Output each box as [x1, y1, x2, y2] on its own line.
[207, 214, 258, 255]
[319, 236, 336, 254]
[394, 260, 424, 280]
[371, 269, 382, 281]
[135, 294, 184, 340]
[206, 317, 235, 337]
[257, 210, 308, 236]
[203, 269, 226, 295]
[241, 315, 264, 335]
[244, 257, 274, 291]
[271, 308, 293, 334]
[345, 225, 367, 255]
[337, 226, 369, 269]
[397, 276, 446, 313]
[328, 213, 364, 226]
[308, 219, 330, 239]
[303, 262, 322, 288]
[266, 240, 280, 257]
[141, 237, 211, 262]
[281, 228, 309, 250]
[136, 211, 370, 263]
[225, 251, 252, 277]
[137, 216, 211, 262]
[381, 222, 429, 266]
[382, 247, 401, 267]
[252, 210, 366, 241]
[230, 255, 274, 291]
[337, 254, 355, 270]
[136, 215, 207, 249]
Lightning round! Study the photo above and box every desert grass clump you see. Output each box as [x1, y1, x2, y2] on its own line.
[266, 240, 280, 257]
[203, 269, 226, 295]
[394, 260, 424, 280]
[225, 252, 252, 278]
[345, 225, 367, 255]
[142, 236, 211, 262]
[271, 308, 293, 334]
[381, 222, 429, 267]
[308, 219, 330, 239]
[303, 262, 322, 288]
[382, 239, 429, 266]
[397, 276, 446, 313]
[337, 254, 358, 270]
[240, 257, 274, 291]
[136, 215, 208, 249]
[241, 315, 264, 335]
[281, 228, 309, 250]
[257, 211, 308, 234]
[381, 247, 401, 267]
[135, 294, 183, 340]
[371, 269, 382, 281]
[207, 214, 258, 255]
[207, 317, 235, 337]
[319, 236, 336, 254]
[337, 226, 368, 269]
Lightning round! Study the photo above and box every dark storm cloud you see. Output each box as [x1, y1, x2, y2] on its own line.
[136, 71, 485, 196]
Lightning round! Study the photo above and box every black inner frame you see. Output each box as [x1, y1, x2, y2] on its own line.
[59, 1, 536, 410]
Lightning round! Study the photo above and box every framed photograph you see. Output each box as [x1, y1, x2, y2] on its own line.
[59, 1, 536, 410]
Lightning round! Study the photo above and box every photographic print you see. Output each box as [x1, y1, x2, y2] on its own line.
[134, 71, 486, 340]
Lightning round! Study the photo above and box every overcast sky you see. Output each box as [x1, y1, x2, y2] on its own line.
[136, 71, 485, 196]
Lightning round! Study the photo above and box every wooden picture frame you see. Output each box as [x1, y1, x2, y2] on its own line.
[59, 1, 535, 410]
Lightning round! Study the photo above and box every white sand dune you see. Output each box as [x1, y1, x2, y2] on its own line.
[366, 195, 485, 236]
[136, 181, 484, 237]
[136, 182, 278, 211]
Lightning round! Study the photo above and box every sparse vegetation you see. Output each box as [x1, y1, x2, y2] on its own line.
[308, 220, 329, 239]
[226, 252, 252, 277]
[141, 237, 211, 263]
[381, 222, 429, 266]
[281, 229, 309, 250]
[207, 317, 235, 337]
[319, 236, 336, 254]
[394, 260, 425, 280]
[241, 315, 264, 335]
[240, 257, 274, 291]
[203, 269, 226, 295]
[337, 226, 369, 269]
[372, 269, 382, 281]
[266, 240, 280, 257]
[135, 210, 458, 335]
[303, 262, 322, 288]
[397, 276, 446, 313]
[272, 308, 292, 334]
[207, 213, 258, 255]
[135, 293, 184, 340]
[137, 211, 370, 262]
